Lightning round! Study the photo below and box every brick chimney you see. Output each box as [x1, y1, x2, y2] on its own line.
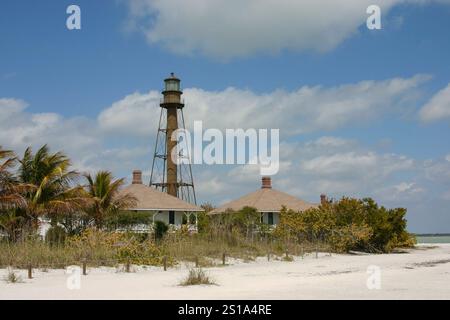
[320, 194, 327, 205]
[261, 176, 272, 189]
[132, 170, 143, 184]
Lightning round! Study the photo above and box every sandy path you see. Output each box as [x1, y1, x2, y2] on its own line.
[1, 244, 449, 300]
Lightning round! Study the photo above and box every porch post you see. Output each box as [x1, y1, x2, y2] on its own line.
[184, 211, 190, 225]
[195, 212, 198, 231]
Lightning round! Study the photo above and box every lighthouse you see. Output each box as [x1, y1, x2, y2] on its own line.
[149, 73, 196, 204]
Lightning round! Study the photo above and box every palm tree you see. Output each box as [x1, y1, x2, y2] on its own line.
[17, 145, 88, 230]
[0, 146, 27, 241]
[0, 147, 25, 210]
[84, 171, 136, 229]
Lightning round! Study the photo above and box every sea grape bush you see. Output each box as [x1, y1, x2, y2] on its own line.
[275, 197, 415, 253]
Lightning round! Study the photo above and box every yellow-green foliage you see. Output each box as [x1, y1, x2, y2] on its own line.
[274, 206, 336, 242]
[328, 224, 372, 253]
[69, 228, 168, 266]
[275, 197, 415, 253]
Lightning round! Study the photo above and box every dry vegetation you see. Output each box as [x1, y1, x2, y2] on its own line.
[0, 226, 329, 269]
[3, 268, 23, 283]
[179, 268, 216, 286]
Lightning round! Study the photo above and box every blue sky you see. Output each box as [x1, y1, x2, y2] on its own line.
[1, 0, 450, 232]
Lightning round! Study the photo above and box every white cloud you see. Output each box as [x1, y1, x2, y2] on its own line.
[419, 83, 450, 122]
[302, 152, 377, 176]
[305, 136, 355, 148]
[394, 182, 423, 193]
[4, 75, 427, 183]
[375, 182, 425, 202]
[124, 0, 450, 59]
[98, 91, 161, 136]
[0, 98, 28, 122]
[99, 74, 430, 137]
[0, 98, 100, 165]
[72, 147, 153, 186]
[297, 150, 414, 195]
[194, 136, 417, 204]
[300, 151, 411, 178]
[1, 76, 424, 200]
[194, 171, 229, 196]
[424, 157, 450, 184]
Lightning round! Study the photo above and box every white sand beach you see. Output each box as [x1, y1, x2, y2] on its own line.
[1, 244, 449, 300]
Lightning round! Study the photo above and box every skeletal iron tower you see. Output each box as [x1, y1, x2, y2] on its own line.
[149, 73, 196, 204]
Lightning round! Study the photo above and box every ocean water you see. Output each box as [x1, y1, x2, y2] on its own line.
[416, 235, 450, 244]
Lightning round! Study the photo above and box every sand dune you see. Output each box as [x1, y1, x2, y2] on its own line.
[1, 244, 449, 300]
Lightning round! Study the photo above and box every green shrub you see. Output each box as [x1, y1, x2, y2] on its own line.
[154, 221, 168, 241]
[45, 226, 67, 247]
[275, 197, 415, 253]
[196, 212, 210, 233]
[328, 224, 372, 253]
[105, 211, 152, 231]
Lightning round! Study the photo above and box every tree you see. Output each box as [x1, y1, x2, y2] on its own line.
[200, 202, 215, 213]
[17, 145, 87, 232]
[275, 197, 414, 253]
[275, 206, 336, 243]
[84, 171, 136, 229]
[0, 147, 25, 210]
[235, 206, 261, 240]
[0, 147, 28, 241]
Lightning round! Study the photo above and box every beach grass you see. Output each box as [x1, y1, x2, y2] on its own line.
[3, 269, 23, 284]
[0, 230, 331, 270]
[179, 268, 216, 286]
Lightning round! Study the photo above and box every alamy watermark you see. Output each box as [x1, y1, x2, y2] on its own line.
[66, 266, 81, 290]
[66, 5, 81, 30]
[367, 5, 382, 30]
[170, 121, 280, 175]
[66, 4, 381, 31]
[366, 265, 382, 290]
